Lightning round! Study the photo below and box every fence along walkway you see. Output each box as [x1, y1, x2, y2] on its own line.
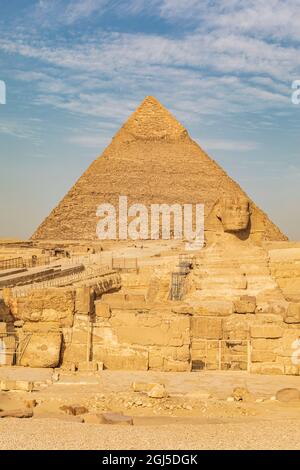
[11, 264, 114, 297]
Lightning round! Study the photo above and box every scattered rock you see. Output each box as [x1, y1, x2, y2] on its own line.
[84, 413, 106, 424]
[275, 388, 300, 403]
[60, 404, 88, 416]
[0, 380, 34, 392]
[0, 409, 33, 419]
[232, 387, 255, 402]
[101, 412, 133, 425]
[24, 399, 37, 409]
[147, 384, 168, 399]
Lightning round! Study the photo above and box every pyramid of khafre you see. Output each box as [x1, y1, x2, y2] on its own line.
[32, 96, 287, 242]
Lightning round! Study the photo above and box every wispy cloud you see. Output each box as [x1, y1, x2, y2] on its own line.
[200, 139, 259, 152]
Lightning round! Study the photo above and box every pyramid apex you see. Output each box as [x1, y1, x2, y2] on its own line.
[119, 95, 188, 141]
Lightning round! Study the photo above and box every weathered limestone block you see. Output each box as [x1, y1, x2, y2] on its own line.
[276, 388, 300, 402]
[148, 349, 164, 370]
[0, 322, 7, 334]
[95, 301, 111, 319]
[71, 329, 89, 345]
[223, 315, 250, 340]
[234, 296, 256, 314]
[163, 358, 191, 372]
[77, 361, 98, 372]
[126, 294, 146, 303]
[284, 365, 300, 375]
[8, 288, 75, 327]
[0, 335, 16, 365]
[111, 311, 190, 347]
[194, 300, 233, 317]
[20, 333, 62, 368]
[93, 345, 148, 370]
[175, 345, 190, 361]
[63, 343, 86, 364]
[191, 317, 223, 340]
[251, 350, 276, 363]
[275, 330, 300, 359]
[250, 362, 285, 375]
[251, 325, 283, 339]
[256, 301, 288, 316]
[0, 380, 33, 392]
[101, 293, 127, 308]
[102, 412, 133, 425]
[75, 286, 94, 315]
[0, 299, 12, 322]
[251, 338, 280, 351]
[284, 303, 300, 324]
[171, 304, 194, 315]
[22, 322, 60, 333]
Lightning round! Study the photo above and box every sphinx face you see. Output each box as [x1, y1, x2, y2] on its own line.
[218, 197, 250, 232]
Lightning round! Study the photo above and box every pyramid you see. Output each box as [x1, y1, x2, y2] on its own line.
[32, 96, 287, 242]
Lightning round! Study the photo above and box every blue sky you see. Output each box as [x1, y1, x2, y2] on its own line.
[0, 0, 300, 239]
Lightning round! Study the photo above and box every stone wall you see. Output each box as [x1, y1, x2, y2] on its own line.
[63, 294, 191, 372]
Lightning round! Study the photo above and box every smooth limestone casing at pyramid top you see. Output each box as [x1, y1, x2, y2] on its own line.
[32, 96, 287, 242]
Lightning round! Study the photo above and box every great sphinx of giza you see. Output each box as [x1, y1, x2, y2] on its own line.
[32, 96, 287, 245]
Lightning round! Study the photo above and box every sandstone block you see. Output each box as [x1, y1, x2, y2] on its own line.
[0, 323, 7, 334]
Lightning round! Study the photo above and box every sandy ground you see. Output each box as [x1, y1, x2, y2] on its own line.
[1, 369, 300, 450]
[0, 417, 299, 450]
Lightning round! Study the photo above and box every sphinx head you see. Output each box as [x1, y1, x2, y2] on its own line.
[217, 196, 251, 232]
